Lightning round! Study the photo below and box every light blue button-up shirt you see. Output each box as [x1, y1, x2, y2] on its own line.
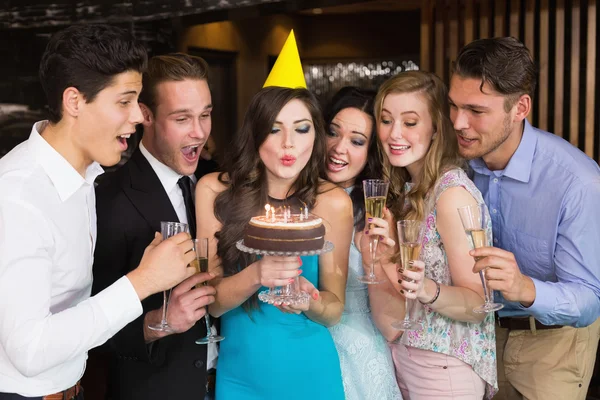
[470, 120, 600, 327]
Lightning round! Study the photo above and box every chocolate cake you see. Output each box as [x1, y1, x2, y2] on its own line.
[244, 214, 326, 252]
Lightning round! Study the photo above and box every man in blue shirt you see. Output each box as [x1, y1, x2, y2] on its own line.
[448, 37, 600, 400]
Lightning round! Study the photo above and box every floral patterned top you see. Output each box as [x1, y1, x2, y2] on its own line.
[398, 168, 498, 399]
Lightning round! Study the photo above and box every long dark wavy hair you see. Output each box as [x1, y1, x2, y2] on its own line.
[214, 87, 327, 310]
[323, 87, 383, 231]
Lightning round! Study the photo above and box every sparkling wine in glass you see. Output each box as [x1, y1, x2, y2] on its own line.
[192, 238, 224, 345]
[457, 204, 504, 313]
[147, 221, 189, 332]
[392, 220, 424, 330]
[358, 179, 389, 284]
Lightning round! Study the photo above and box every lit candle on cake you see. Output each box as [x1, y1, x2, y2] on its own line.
[305, 205, 309, 219]
[299, 208, 304, 221]
[265, 204, 271, 220]
[283, 206, 288, 223]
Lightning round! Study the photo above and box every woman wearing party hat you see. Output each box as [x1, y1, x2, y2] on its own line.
[195, 31, 351, 399]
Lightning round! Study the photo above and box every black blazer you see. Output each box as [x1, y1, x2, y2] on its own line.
[91, 149, 207, 399]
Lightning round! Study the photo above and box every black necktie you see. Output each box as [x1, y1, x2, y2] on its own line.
[177, 176, 197, 238]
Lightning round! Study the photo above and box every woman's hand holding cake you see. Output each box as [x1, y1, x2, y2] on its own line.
[275, 276, 320, 314]
[256, 256, 302, 288]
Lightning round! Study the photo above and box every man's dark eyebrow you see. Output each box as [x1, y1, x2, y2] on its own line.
[448, 98, 490, 111]
[168, 108, 192, 116]
[119, 90, 138, 96]
[167, 104, 213, 116]
[464, 104, 491, 111]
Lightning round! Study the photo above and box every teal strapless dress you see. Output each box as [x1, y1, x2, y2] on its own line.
[215, 255, 345, 400]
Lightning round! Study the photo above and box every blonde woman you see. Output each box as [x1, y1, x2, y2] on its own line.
[365, 71, 498, 399]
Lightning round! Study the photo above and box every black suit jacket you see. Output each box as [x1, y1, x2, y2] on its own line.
[91, 149, 207, 399]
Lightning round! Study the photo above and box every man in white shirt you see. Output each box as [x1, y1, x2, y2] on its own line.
[91, 53, 217, 400]
[0, 25, 197, 399]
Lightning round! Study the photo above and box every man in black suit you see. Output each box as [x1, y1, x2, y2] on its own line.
[92, 53, 216, 399]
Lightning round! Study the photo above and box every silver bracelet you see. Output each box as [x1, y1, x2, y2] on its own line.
[419, 280, 441, 305]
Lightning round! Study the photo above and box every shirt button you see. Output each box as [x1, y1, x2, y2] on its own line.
[494, 238, 498, 244]
[194, 360, 205, 369]
[493, 178, 499, 183]
[492, 209, 497, 214]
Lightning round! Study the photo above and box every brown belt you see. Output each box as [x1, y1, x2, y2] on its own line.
[498, 316, 563, 331]
[42, 381, 81, 400]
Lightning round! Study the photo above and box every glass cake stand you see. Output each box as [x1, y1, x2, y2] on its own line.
[236, 240, 334, 307]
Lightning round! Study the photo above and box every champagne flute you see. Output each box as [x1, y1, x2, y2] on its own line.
[457, 204, 504, 313]
[358, 179, 389, 284]
[192, 238, 224, 344]
[148, 221, 189, 332]
[392, 220, 424, 330]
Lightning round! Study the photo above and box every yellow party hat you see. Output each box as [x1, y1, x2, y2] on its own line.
[263, 30, 307, 89]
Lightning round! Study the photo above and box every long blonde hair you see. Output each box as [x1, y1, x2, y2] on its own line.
[374, 71, 463, 223]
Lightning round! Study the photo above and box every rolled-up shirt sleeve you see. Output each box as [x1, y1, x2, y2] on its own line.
[0, 198, 142, 377]
[525, 183, 600, 327]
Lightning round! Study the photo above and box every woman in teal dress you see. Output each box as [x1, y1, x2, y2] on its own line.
[195, 85, 353, 400]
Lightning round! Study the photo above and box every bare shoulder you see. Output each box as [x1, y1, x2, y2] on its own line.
[436, 186, 478, 218]
[315, 181, 352, 213]
[197, 172, 229, 197]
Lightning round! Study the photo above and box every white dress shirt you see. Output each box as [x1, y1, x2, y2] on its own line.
[139, 141, 218, 370]
[139, 142, 190, 225]
[0, 121, 143, 396]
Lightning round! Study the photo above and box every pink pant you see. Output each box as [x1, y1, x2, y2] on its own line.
[390, 343, 486, 400]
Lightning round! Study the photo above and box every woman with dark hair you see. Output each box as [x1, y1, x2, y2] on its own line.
[324, 87, 402, 399]
[195, 86, 353, 399]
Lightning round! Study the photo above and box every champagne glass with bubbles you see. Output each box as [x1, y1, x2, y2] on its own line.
[358, 179, 389, 284]
[147, 221, 189, 332]
[392, 220, 424, 330]
[192, 238, 224, 344]
[457, 204, 504, 313]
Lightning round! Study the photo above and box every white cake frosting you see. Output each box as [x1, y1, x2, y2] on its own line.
[249, 215, 322, 229]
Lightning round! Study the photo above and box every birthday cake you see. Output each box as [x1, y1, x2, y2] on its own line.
[244, 212, 326, 252]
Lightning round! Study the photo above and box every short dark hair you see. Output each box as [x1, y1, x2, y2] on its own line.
[453, 37, 536, 111]
[324, 86, 381, 230]
[139, 53, 210, 113]
[39, 24, 148, 123]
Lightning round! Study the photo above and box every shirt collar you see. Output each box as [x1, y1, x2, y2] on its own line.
[31, 121, 104, 202]
[469, 119, 537, 183]
[139, 141, 183, 193]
